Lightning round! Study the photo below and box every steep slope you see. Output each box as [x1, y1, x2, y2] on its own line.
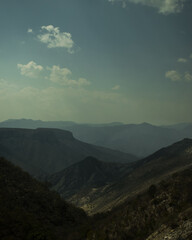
[1, 119, 192, 157]
[1, 156, 191, 240]
[48, 156, 133, 199]
[86, 165, 192, 240]
[67, 138, 192, 214]
[0, 128, 136, 176]
[0, 157, 88, 240]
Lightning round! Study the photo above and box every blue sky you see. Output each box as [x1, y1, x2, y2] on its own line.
[0, 0, 192, 124]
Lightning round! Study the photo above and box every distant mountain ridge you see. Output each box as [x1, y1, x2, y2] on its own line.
[0, 118, 123, 128]
[1, 119, 192, 157]
[0, 128, 136, 177]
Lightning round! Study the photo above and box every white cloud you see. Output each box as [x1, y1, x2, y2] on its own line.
[17, 61, 43, 78]
[77, 78, 91, 86]
[27, 28, 33, 33]
[184, 72, 192, 82]
[166, 70, 192, 82]
[165, 70, 181, 82]
[37, 25, 74, 52]
[108, 0, 186, 14]
[48, 65, 90, 86]
[112, 85, 120, 90]
[177, 58, 187, 63]
[49, 65, 71, 84]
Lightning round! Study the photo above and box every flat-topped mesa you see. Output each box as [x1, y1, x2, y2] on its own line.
[0, 127, 75, 142]
[34, 128, 75, 141]
[0, 127, 135, 176]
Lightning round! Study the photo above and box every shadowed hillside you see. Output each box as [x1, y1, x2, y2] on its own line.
[86, 166, 192, 240]
[63, 138, 192, 214]
[48, 156, 133, 199]
[0, 157, 88, 240]
[1, 142, 192, 240]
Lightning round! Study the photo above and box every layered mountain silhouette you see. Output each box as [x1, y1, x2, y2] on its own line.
[0, 118, 122, 128]
[66, 122, 192, 157]
[0, 128, 136, 176]
[1, 119, 192, 157]
[0, 124, 192, 240]
[57, 138, 192, 214]
[0, 157, 88, 240]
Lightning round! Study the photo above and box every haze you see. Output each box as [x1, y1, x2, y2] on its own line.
[0, 0, 192, 124]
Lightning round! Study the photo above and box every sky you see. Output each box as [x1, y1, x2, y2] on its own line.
[0, 0, 192, 124]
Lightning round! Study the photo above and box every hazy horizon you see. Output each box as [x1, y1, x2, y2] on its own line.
[1, 0, 192, 125]
[1, 118, 192, 126]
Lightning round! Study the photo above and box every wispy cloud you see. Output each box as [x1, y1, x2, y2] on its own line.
[108, 0, 186, 14]
[184, 72, 192, 82]
[48, 65, 90, 87]
[27, 28, 33, 33]
[177, 58, 187, 63]
[17, 61, 43, 78]
[165, 70, 181, 82]
[166, 70, 192, 82]
[112, 85, 120, 90]
[37, 25, 74, 53]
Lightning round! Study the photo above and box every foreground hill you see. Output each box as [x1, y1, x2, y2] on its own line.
[65, 138, 192, 214]
[1, 156, 192, 240]
[48, 156, 133, 200]
[0, 128, 136, 176]
[1, 119, 192, 157]
[0, 157, 88, 240]
[87, 165, 192, 240]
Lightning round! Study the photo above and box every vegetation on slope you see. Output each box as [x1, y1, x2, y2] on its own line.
[0, 157, 88, 240]
[86, 166, 192, 240]
[1, 138, 192, 240]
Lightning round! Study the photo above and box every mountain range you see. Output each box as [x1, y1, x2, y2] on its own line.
[1, 119, 192, 240]
[0, 128, 136, 177]
[49, 138, 192, 215]
[1, 119, 192, 157]
[1, 152, 192, 240]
